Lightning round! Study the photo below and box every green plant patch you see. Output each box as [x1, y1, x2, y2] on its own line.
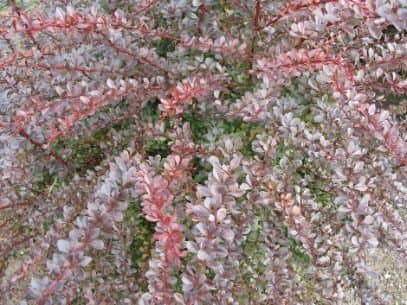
[222, 59, 256, 102]
[125, 198, 155, 290]
[51, 137, 105, 176]
[0, 0, 37, 13]
[242, 219, 266, 269]
[300, 103, 320, 129]
[191, 156, 212, 184]
[155, 38, 177, 58]
[281, 226, 312, 268]
[239, 217, 268, 302]
[71, 296, 86, 305]
[92, 127, 109, 142]
[112, 116, 134, 132]
[309, 180, 334, 207]
[289, 238, 312, 267]
[273, 142, 290, 166]
[205, 267, 216, 280]
[146, 138, 171, 157]
[34, 167, 56, 192]
[142, 98, 161, 123]
[182, 111, 209, 142]
[71, 142, 104, 175]
[295, 161, 334, 208]
[218, 118, 260, 157]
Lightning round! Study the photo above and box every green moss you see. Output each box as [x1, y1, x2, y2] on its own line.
[92, 127, 109, 141]
[222, 59, 256, 102]
[296, 161, 334, 208]
[112, 116, 133, 132]
[51, 136, 105, 176]
[273, 142, 290, 166]
[146, 138, 171, 157]
[174, 270, 183, 293]
[49, 100, 137, 174]
[242, 219, 266, 265]
[218, 118, 259, 157]
[218, 118, 249, 133]
[300, 103, 320, 129]
[125, 198, 156, 290]
[99, 0, 128, 13]
[142, 98, 161, 123]
[382, 25, 399, 38]
[191, 156, 212, 184]
[100, 2, 109, 12]
[289, 237, 311, 267]
[395, 109, 406, 121]
[40, 218, 55, 235]
[71, 296, 86, 305]
[71, 142, 104, 175]
[281, 225, 312, 268]
[181, 111, 260, 160]
[239, 216, 268, 301]
[35, 168, 56, 192]
[182, 109, 260, 154]
[205, 267, 216, 280]
[384, 92, 407, 106]
[309, 180, 334, 207]
[280, 79, 299, 97]
[182, 111, 209, 142]
[155, 38, 177, 58]
[0, 0, 37, 13]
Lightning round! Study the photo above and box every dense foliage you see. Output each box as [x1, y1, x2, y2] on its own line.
[0, 0, 406, 304]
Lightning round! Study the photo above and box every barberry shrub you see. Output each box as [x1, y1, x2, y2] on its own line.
[0, 0, 406, 304]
